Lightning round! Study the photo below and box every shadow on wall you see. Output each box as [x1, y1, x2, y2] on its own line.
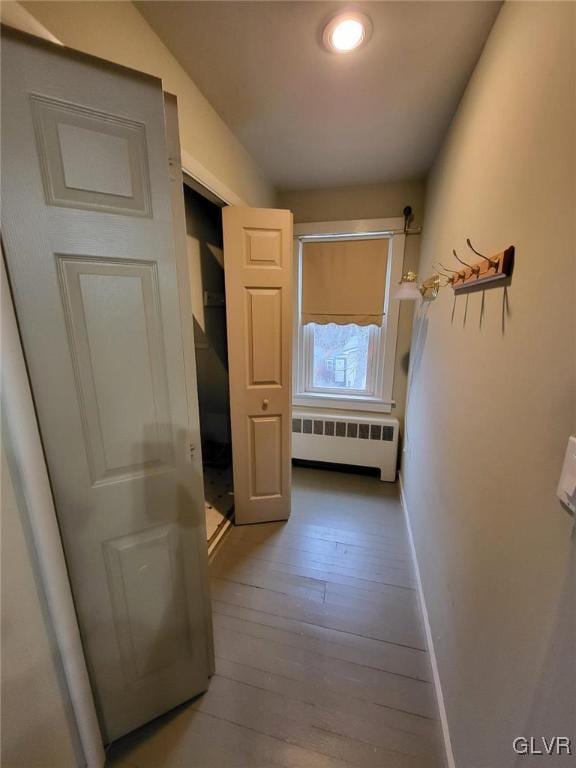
[408, 302, 430, 382]
[402, 302, 429, 455]
[449, 284, 512, 333]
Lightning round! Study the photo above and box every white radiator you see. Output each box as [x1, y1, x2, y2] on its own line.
[292, 409, 399, 482]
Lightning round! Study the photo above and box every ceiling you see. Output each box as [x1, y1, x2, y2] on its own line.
[136, 1, 501, 190]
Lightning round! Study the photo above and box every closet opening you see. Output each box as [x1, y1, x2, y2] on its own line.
[183, 179, 234, 547]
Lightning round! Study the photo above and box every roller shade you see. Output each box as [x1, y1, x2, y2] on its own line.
[301, 238, 389, 326]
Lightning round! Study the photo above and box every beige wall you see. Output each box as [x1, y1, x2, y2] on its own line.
[403, 3, 575, 766]
[1, 441, 80, 768]
[278, 179, 425, 429]
[278, 179, 425, 225]
[16, 1, 274, 207]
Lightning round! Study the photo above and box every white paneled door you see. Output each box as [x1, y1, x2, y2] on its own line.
[223, 207, 293, 524]
[1, 30, 210, 741]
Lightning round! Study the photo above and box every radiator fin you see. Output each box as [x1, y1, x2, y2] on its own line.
[292, 418, 395, 442]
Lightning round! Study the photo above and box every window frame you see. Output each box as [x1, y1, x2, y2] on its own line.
[292, 218, 406, 414]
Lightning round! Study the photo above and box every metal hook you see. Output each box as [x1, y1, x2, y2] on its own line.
[437, 262, 459, 274]
[433, 264, 455, 282]
[466, 238, 498, 268]
[438, 262, 464, 278]
[453, 249, 480, 275]
[430, 265, 451, 285]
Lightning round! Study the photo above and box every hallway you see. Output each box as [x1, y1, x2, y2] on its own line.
[108, 467, 443, 768]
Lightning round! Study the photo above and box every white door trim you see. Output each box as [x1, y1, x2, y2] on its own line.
[181, 148, 247, 208]
[1, 258, 105, 767]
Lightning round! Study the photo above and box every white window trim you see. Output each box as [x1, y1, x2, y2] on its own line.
[292, 217, 405, 414]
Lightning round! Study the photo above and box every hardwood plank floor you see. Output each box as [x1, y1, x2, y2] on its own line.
[107, 467, 443, 768]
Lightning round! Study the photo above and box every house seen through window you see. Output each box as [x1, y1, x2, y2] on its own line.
[310, 323, 372, 392]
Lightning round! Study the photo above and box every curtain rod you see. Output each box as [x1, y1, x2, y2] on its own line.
[298, 226, 422, 242]
[298, 206, 422, 241]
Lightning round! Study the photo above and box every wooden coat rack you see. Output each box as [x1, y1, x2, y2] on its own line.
[435, 240, 515, 294]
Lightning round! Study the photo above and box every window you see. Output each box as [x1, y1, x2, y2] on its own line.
[293, 218, 405, 413]
[306, 322, 376, 394]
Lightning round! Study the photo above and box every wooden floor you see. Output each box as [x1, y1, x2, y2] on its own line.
[108, 467, 443, 768]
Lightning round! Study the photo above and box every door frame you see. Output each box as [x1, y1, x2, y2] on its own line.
[181, 158, 238, 556]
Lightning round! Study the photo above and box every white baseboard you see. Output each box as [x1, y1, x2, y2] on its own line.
[398, 473, 456, 768]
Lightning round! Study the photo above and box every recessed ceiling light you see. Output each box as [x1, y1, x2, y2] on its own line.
[322, 11, 372, 54]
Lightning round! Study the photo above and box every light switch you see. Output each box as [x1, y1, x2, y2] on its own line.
[557, 436, 576, 514]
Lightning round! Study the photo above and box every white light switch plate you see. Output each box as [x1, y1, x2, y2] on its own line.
[557, 436, 576, 513]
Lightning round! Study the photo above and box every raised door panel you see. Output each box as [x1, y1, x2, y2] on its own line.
[59, 123, 133, 197]
[104, 525, 189, 686]
[31, 94, 152, 216]
[244, 228, 283, 268]
[249, 416, 283, 499]
[246, 288, 282, 386]
[57, 257, 173, 485]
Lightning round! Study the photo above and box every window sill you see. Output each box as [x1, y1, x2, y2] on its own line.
[292, 393, 394, 414]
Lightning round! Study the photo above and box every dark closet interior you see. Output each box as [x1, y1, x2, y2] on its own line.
[183, 184, 234, 542]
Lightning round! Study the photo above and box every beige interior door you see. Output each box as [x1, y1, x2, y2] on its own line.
[222, 207, 293, 524]
[1, 30, 210, 742]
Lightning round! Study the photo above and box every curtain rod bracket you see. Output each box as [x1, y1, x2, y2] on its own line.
[402, 205, 422, 236]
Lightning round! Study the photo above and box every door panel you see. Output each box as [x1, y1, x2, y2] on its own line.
[223, 207, 292, 524]
[57, 257, 174, 483]
[104, 525, 189, 685]
[244, 227, 284, 267]
[1, 30, 209, 741]
[249, 416, 283, 498]
[246, 287, 282, 385]
[31, 93, 152, 216]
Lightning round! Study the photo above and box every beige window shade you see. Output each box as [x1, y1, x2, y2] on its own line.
[301, 238, 389, 326]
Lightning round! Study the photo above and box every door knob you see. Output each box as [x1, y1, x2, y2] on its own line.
[262, 399, 269, 410]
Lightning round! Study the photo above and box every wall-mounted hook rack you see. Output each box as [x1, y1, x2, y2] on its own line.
[451, 242, 515, 293]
